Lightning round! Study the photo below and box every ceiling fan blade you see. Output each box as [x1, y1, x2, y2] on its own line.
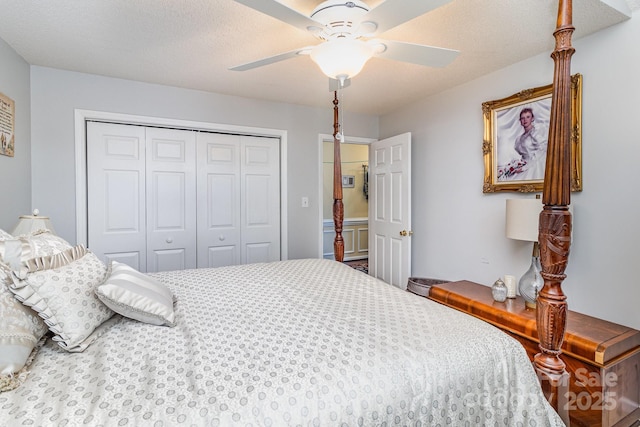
[233, 0, 320, 34]
[361, 0, 452, 35]
[229, 47, 313, 71]
[374, 40, 459, 68]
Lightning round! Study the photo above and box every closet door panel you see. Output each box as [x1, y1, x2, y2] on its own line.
[146, 128, 197, 272]
[205, 246, 236, 269]
[241, 136, 280, 264]
[197, 133, 241, 268]
[245, 242, 272, 264]
[87, 122, 147, 271]
[150, 248, 187, 272]
[209, 175, 235, 226]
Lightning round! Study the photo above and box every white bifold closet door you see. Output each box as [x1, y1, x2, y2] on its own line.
[87, 121, 280, 273]
[145, 127, 197, 272]
[87, 122, 149, 271]
[196, 132, 280, 268]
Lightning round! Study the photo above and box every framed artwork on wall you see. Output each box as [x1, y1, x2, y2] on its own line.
[0, 92, 15, 157]
[482, 74, 582, 193]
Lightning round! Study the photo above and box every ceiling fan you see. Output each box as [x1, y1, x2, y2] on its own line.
[230, 0, 459, 85]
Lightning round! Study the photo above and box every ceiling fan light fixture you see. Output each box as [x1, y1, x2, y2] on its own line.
[310, 38, 375, 80]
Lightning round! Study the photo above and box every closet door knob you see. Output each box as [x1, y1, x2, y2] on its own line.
[166, 237, 173, 243]
[219, 235, 226, 241]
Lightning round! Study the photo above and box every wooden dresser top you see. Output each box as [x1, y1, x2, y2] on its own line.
[429, 280, 640, 366]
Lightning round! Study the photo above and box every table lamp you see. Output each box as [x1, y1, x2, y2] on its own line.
[11, 209, 56, 236]
[505, 198, 543, 309]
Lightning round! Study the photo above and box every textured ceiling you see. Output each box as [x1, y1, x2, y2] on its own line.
[0, 0, 635, 115]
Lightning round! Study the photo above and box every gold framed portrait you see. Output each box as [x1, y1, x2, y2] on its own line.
[482, 74, 582, 193]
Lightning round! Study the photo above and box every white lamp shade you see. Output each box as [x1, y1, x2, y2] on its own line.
[11, 211, 56, 236]
[505, 198, 542, 242]
[310, 39, 375, 80]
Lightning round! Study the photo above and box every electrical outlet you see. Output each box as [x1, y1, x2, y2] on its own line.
[301, 196, 309, 208]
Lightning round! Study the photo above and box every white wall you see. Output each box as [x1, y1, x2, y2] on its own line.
[8, 13, 639, 329]
[380, 16, 640, 329]
[29, 67, 378, 259]
[0, 38, 31, 230]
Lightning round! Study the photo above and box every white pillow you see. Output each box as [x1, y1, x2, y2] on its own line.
[0, 229, 12, 241]
[10, 245, 114, 352]
[0, 231, 67, 390]
[0, 281, 49, 391]
[0, 238, 33, 271]
[27, 231, 74, 256]
[0, 231, 73, 270]
[96, 261, 176, 327]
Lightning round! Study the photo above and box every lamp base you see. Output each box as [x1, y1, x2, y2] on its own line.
[519, 242, 543, 309]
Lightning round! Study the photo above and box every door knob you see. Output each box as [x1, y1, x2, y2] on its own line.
[166, 237, 173, 243]
[399, 230, 413, 237]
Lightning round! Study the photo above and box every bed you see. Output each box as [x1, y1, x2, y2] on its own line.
[1, 0, 575, 425]
[0, 255, 564, 426]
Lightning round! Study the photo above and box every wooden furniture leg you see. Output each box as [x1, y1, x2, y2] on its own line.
[332, 91, 344, 262]
[535, 0, 575, 423]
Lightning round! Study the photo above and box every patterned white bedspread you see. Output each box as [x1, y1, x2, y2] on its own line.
[0, 259, 564, 426]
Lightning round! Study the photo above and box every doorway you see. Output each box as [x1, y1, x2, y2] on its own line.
[318, 132, 413, 290]
[320, 137, 372, 262]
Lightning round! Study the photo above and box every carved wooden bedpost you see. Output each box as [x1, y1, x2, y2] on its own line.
[535, 0, 574, 419]
[332, 91, 345, 262]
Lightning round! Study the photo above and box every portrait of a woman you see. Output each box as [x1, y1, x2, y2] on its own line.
[496, 99, 550, 182]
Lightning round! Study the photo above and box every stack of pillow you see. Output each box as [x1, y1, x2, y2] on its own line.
[0, 227, 176, 392]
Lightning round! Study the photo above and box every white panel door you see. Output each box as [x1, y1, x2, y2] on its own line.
[88, 123, 281, 272]
[196, 133, 241, 268]
[241, 136, 281, 264]
[146, 128, 197, 272]
[369, 133, 412, 289]
[87, 122, 147, 271]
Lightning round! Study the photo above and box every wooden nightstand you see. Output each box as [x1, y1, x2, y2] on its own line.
[427, 280, 640, 427]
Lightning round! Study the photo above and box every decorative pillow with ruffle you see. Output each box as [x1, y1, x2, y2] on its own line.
[10, 245, 115, 353]
[24, 230, 73, 257]
[0, 279, 49, 392]
[0, 230, 50, 392]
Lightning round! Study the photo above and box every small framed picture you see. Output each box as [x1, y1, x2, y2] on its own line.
[482, 74, 582, 193]
[0, 92, 15, 157]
